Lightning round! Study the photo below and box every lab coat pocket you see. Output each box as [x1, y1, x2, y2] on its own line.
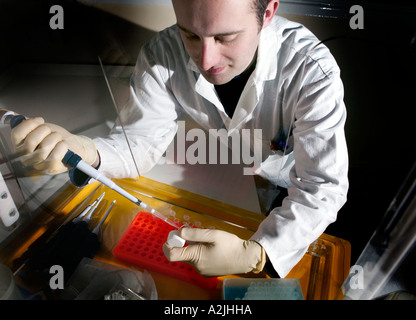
[253, 133, 294, 188]
[252, 131, 294, 160]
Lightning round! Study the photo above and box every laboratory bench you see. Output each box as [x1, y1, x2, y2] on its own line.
[0, 175, 351, 300]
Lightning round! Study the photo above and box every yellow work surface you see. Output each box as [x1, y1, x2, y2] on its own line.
[2, 176, 350, 300]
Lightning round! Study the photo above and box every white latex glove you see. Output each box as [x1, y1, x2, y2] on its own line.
[11, 117, 98, 175]
[163, 228, 266, 277]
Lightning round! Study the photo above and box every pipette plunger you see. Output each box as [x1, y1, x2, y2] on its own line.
[3, 111, 179, 229]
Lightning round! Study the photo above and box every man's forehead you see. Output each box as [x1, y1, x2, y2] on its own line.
[177, 23, 245, 37]
[173, 0, 255, 35]
[172, 0, 254, 17]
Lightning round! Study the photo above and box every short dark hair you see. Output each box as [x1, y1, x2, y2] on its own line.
[252, 0, 271, 30]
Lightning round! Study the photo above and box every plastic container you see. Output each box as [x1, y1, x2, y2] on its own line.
[223, 278, 304, 300]
[0, 264, 22, 300]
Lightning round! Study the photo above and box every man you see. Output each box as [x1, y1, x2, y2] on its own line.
[11, 0, 348, 278]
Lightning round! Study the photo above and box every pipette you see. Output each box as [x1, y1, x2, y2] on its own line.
[62, 150, 180, 229]
[1, 110, 180, 229]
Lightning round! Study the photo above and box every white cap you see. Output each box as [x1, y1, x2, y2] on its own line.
[167, 230, 186, 247]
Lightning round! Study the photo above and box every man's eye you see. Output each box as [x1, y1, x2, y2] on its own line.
[185, 34, 200, 41]
[216, 36, 237, 44]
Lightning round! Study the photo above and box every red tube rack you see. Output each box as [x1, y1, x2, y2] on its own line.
[113, 211, 218, 289]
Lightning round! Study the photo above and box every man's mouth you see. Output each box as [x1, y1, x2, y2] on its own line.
[206, 66, 226, 75]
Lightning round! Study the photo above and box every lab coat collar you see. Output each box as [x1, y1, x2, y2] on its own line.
[186, 57, 199, 74]
[228, 25, 279, 132]
[254, 23, 279, 82]
[188, 58, 231, 127]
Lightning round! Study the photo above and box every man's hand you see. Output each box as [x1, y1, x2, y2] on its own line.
[163, 228, 266, 277]
[11, 117, 98, 175]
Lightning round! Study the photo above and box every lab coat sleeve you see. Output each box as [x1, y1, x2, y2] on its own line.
[93, 41, 179, 178]
[251, 61, 349, 278]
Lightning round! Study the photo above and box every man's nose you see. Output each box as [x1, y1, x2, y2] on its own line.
[199, 39, 221, 71]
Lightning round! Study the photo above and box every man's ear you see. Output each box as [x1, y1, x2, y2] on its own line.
[262, 0, 279, 29]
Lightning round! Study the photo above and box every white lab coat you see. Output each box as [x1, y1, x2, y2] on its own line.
[94, 16, 349, 277]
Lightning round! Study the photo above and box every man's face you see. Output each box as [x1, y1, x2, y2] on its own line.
[172, 0, 264, 85]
